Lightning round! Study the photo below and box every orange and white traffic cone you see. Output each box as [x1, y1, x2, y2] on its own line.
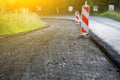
[81, 1, 90, 35]
[75, 11, 80, 24]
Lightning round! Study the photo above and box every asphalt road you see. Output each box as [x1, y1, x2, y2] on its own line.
[0, 19, 120, 80]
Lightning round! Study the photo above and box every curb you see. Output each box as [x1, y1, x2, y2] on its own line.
[89, 30, 120, 68]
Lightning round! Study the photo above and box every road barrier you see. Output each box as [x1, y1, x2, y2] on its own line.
[75, 11, 80, 24]
[81, 1, 90, 35]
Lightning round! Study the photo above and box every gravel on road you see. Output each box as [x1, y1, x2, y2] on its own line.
[0, 19, 120, 80]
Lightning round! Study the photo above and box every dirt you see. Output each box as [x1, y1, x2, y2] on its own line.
[0, 19, 120, 80]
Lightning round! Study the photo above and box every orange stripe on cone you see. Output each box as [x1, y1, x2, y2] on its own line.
[82, 27, 87, 33]
[82, 14, 88, 25]
[84, 7, 89, 13]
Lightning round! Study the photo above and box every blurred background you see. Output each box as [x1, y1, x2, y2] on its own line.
[0, 0, 119, 15]
[0, 0, 120, 35]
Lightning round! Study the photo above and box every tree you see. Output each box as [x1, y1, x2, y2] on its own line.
[89, 0, 120, 12]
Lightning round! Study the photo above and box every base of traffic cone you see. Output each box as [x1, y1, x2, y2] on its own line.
[79, 34, 89, 39]
[75, 21, 80, 25]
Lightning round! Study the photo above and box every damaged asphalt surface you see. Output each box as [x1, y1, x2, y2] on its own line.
[0, 19, 120, 80]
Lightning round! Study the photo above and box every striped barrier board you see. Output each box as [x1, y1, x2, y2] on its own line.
[81, 1, 90, 35]
[75, 11, 80, 24]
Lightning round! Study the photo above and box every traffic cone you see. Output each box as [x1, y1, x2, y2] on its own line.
[75, 11, 80, 24]
[81, 1, 90, 35]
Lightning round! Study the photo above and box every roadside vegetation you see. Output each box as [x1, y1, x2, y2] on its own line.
[0, 9, 44, 35]
[94, 11, 120, 21]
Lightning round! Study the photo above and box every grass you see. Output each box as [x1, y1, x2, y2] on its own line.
[93, 11, 120, 21]
[0, 9, 44, 35]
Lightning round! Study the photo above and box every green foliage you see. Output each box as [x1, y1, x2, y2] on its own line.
[101, 11, 120, 21]
[0, 0, 86, 14]
[0, 10, 44, 35]
[0, 0, 120, 14]
[94, 11, 120, 21]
